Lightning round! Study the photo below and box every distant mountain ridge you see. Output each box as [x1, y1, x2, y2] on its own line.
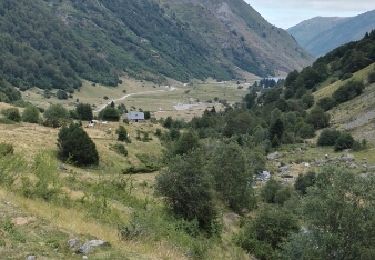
[288, 10, 375, 57]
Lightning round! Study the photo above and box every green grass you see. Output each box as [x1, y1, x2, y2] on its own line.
[314, 62, 375, 100]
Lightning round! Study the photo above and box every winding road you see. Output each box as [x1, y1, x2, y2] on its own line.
[94, 87, 176, 113]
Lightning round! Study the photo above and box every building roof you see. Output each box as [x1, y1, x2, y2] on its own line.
[128, 111, 145, 120]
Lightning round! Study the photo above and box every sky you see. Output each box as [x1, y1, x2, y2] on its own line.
[246, 0, 375, 29]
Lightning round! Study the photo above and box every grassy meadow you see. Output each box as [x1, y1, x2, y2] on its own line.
[21, 78, 251, 121]
[0, 110, 250, 259]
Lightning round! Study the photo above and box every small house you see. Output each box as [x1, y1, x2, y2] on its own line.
[128, 112, 145, 122]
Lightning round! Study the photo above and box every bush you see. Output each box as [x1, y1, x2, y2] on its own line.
[306, 107, 331, 129]
[207, 142, 256, 213]
[116, 126, 130, 142]
[368, 70, 375, 83]
[162, 117, 173, 129]
[237, 207, 299, 258]
[56, 89, 69, 100]
[75, 103, 93, 121]
[302, 93, 314, 109]
[110, 143, 128, 157]
[57, 123, 99, 166]
[341, 72, 353, 80]
[298, 123, 315, 139]
[154, 128, 162, 137]
[261, 179, 292, 205]
[99, 107, 120, 121]
[22, 106, 40, 123]
[1, 108, 21, 122]
[334, 132, 355, 151]
[317, 129, 341, 146]
[294, 171, 316, 194]
[144, 111, 151, 120]
[317, 97, 336, 111]
[173, 131, 200, 155]
[43, 104, 70, 128]
[0, 143, 13, 157]
[333, 80, 365, 104]
[155, 151, 218, 235]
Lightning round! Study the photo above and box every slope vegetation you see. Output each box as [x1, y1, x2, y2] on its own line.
[0, 0, 311, 102]
[163, 0, 312, 76]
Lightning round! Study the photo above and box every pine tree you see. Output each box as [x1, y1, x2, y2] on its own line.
[58, 123, 99, 166]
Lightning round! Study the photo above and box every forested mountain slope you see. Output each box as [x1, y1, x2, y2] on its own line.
[0, 0, 312, 103]
[288, 10, 375, 57]
[163, 0, 311, 76]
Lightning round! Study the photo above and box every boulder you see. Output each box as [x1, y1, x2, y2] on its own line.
[26, 256, 36, 260]
[68, 238, 81, 251]
[267, 152, 282, 160]
[349, 163, 358, 169]
[12, 217, 36, 226]
[341, 153, 355, 162]
[279, 166, 289, 173]
[79, 240, 110, 254]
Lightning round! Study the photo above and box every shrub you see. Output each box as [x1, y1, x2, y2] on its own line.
[22, 106, 40, 123]
[155, 151, 218, 235]
[57, 123, 99, 166]
[317, 97, 336, 111]
[207, 142, 256, 213]
[334, 132, 355, 151]
[154, 128, 162, 137]
[317, 129, 341, 146]
[163, 117, 173, 129]
[341, 73, 353, 80]
[302, 93, 314, 109]
[144, 111, 151, 120]
[236, 207, 299, 258]
[116, 126, 130, 142]
[368, 70, 375, 83]
[298, 123, 315, 139]
[27, 152, 61, 201]
[333, 80, 365, 104]
[1, 108, 21, 122]
[75, 103, 93, 121]
[99, 107, 120, 121]
[261, 179, 291, 205]
[43, 104, 70, 128]
[0, 143, 13, 157]
[110, 143, 128, 157]
[294, 171, 316, 194]
[306, 107, 330, 129]
[173, 131, 200, 155]
[56, 89, 69, 100]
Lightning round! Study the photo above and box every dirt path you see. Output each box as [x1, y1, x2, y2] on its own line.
[94, 87, 177, 113]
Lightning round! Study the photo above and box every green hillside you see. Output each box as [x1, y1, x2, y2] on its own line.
[0, 0, 312, 104]
[163, 0, 312, 75]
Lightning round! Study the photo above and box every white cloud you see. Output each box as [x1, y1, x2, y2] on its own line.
[246, 0, 375, 28]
